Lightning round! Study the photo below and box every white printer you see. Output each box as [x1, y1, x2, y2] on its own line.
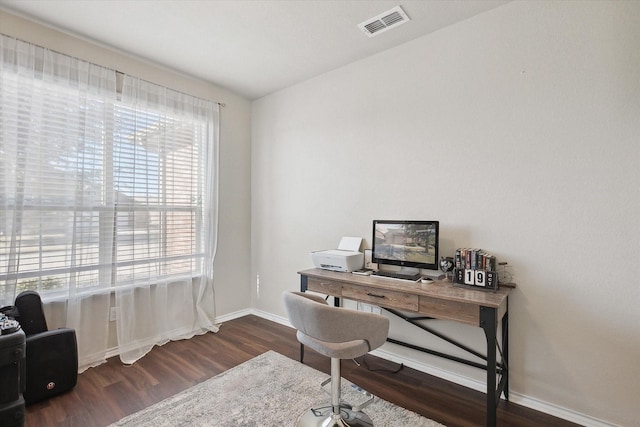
[310, 237, 364, 273]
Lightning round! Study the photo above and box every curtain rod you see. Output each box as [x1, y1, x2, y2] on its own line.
[115, 70, 224, 107]
[0, 35, 225, 107]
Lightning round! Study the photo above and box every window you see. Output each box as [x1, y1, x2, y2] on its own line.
[109, 104, 206, 287]
[0, 36, 215, 303]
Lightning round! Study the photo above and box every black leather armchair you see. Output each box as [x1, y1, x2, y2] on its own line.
[13, 291, 78, 404]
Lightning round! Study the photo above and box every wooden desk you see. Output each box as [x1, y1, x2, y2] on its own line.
[298, 268, 511, 427]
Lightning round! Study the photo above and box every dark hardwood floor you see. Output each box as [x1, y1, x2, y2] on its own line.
[24, 315, 582, 427]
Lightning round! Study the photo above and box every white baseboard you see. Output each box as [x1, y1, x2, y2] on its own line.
[508, 394, 619, 427]
[245, 310, 618, 427]
[214, 308, 253, 324]
[247, 308, 291, 327]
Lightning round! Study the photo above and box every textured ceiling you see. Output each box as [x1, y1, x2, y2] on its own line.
[0, 0, 510, 100]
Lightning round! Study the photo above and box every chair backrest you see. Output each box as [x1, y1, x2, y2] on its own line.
[15, 291, 48, 336]
[283, 291, 389, 352]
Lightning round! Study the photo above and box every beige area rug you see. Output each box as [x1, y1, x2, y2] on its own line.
[110, 350, 445, 426]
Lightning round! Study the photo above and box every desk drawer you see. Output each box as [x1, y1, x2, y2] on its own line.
[342, 284, 419, 311]
[419, 296, 478, 326]
[306, 277, 342, 296]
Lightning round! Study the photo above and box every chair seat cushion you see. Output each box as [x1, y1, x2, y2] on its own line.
[297, 331, 370, 360]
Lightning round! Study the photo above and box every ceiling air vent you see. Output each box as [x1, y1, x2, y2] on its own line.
[358, 5, 410, 38]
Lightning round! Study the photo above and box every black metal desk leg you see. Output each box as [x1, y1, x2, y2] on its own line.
[480, 306, 498, 427]
[298, 276, 308, 363]
[502, 310, 509, 401]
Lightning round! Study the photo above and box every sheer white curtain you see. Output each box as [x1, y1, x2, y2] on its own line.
[1, 34, 219, 370]
[115, 76, 219, 364]
[0, 34, 114, 370]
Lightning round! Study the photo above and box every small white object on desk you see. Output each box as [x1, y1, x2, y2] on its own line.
[352, 268, 373, 276]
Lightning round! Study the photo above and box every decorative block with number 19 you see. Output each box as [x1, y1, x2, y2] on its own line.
[453, 267, 499, 291]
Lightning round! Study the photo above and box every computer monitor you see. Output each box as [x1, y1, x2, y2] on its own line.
[371, 220, 439, 271]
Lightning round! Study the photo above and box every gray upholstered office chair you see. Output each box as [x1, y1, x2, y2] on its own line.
[283, 291, 389, 427]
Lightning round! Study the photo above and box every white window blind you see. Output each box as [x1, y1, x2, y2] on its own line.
[110, 101, 206, 287]
[0, 35, 214, 304]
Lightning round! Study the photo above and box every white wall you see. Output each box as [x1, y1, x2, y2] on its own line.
[251, 2, 640, 426]
[0, 10, 254, 334]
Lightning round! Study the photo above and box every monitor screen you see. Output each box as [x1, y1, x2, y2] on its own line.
[371, 220, 439, 271]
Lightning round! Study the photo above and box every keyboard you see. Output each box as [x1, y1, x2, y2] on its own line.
[372, 270, 421, 281]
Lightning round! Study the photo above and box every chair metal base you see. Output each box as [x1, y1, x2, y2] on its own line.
[298, 404, 374, 427]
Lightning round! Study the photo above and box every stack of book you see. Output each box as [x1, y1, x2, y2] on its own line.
[455, 248, 496, 272]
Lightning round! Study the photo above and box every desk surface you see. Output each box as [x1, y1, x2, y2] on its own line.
[298, 268, 510, 309]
